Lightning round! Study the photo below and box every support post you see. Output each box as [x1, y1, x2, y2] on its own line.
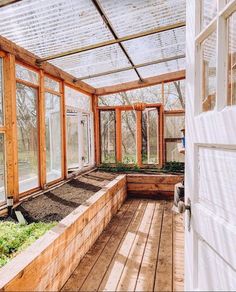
[136, 110, 142, 167]
[4, 53, 19, 202]
[61, 80, 66, 178]
[159, 105, 164, 167]
[92, 95, 100, 165]
[39, 70, 46, 188]
[115, 109, 122, 163]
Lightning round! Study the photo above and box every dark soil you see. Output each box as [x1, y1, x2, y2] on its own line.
[15, 171, 117, 223]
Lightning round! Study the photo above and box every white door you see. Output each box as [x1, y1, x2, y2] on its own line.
[185, 0, 236, 290]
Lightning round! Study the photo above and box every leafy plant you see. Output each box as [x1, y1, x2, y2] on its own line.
[161, 161, 184, 173]
[0, 221, 56, 267]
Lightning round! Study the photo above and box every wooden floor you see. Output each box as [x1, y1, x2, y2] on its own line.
[62, 199, 184, 292]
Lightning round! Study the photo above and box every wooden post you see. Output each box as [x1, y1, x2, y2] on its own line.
[92, 95, 100, 165]
[136, 110, 142, 167]
[61, 81, 67, 178]
[159, 105, 164, 168]
[39, 70, 46, 188]
[115, 109, 122, 162]
[4, 53, 19, 202]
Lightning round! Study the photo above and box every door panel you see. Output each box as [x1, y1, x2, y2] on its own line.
[186, 0, 236, 290]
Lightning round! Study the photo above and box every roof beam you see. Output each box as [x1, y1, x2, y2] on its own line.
[95, 70, 185, 96]
[75, 54, 185, 81]
[0, 34, 95, 94]
[36, 21, 186, 63]
[0, 0, 21, 8]
[91, 0, 142, 81]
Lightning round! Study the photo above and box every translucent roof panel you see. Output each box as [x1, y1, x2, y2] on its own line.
[0, 0, 114, 57]
[122, 27, 185, 64]
[138, 58, 185, 79]
[100, 0, 186, 37]
[50, 44, 132, 79]
[84, 70, 138, 88]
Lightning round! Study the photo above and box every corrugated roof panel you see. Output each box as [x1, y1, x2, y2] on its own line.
[50, 44, 132, 79]
[137, 58, 185, 78]
[84, 70, 138, 88]
[99, 0, 186, 37]
[122, 27, 185, 64]
[0, 0, 114, 57]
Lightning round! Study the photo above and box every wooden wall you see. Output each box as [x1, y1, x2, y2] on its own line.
[0, 175, 127, 291]
[127, 174, 183, 199]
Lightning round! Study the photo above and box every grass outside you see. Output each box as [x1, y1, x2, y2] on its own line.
[0, 221, 56, 268]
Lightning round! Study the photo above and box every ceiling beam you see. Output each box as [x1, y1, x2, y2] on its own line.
[75, 54, 185, 81]
[36, 21, 186, 63]
[91, 0, 142, 81]
[0, 0, 21, 8]
[95, 70, 185, 96]
[0, 34, 95, 94]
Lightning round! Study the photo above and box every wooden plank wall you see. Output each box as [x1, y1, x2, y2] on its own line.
[0, 175, 127, 291]
[127, 174, 183, 199]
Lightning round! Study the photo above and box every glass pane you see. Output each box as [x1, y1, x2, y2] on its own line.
[164, 80, 185, 110]
[165, 115, 185, 139]
[228, 12, 236, 106]
[142, 109, 159, 164]
[16, 64, 39, 85]
[0, 58, 4, 125]
[16, 83, 39, 193]
[66, 110, 79, 170]
[0, 134, 5, 202]
[65, 86, 91, 112]
[45, 92, 62, 183]
[82, 115, 89, 165]
[166, 141, 184, 162]
[44, 76, 60, 92]
[201, 0, 217, 29]
[201, 31, 217, 112]
[121, 110, 136, 164]
[98, 84, 162, 106]
[100, 111, 116, 163]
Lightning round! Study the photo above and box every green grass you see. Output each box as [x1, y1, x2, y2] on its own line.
[0, 221, 57, 268]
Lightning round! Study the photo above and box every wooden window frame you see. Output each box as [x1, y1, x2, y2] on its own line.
[97, 103, 164, 168]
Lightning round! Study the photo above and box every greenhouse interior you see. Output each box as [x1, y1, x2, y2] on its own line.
[0, 0, 236, 291]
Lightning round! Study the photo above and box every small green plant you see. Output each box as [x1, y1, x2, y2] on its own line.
[162, 161, 184, 173]
[0, 221, 57, 267]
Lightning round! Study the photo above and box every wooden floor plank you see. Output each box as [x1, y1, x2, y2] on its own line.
[62, 199, 184, 292]
[135, 201, 164, 292]
[61, 200, 132, 291]
[173, 213, 184, 291]
[116, 202, 156, 291]
[79, 199, 144, 291]
[154, 202, 173, 292]
[97, 201, 148, 292]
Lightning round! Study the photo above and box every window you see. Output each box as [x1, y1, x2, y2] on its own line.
[45, 92, 62, 183]
[0, 58, 3, 125]
[16, 64, 39, 85]
[16, 83, 39, 193]
[201, 31, 217, 112]
[100, 111, 116, 163]
[44, 76, 60, 92]
[65, 86, 91, 112]
[82, 114, 90, 165]
[0, 134, 5, 202]
[142, 108, 159, 164]
[164, 80, 185, 110]
[121, 110, 136, 164]
[66, 110, 79, 170]
[227, 11, 236, 106]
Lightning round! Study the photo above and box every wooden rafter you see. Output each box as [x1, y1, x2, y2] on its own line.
[36, 22, 186, 63]
[0, 0, 21, 8]
[95, 70, 186, 96]
[0, 34, 95, 94]
[76, 54, 185, 81]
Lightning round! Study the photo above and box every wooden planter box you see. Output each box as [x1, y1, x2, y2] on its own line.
[127, 174, 183, 199]
[0, 175, 127, 291]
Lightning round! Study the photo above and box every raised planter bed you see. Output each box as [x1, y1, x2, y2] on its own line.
[0, 175, 127, 291]
[127, 174, 183, 199]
